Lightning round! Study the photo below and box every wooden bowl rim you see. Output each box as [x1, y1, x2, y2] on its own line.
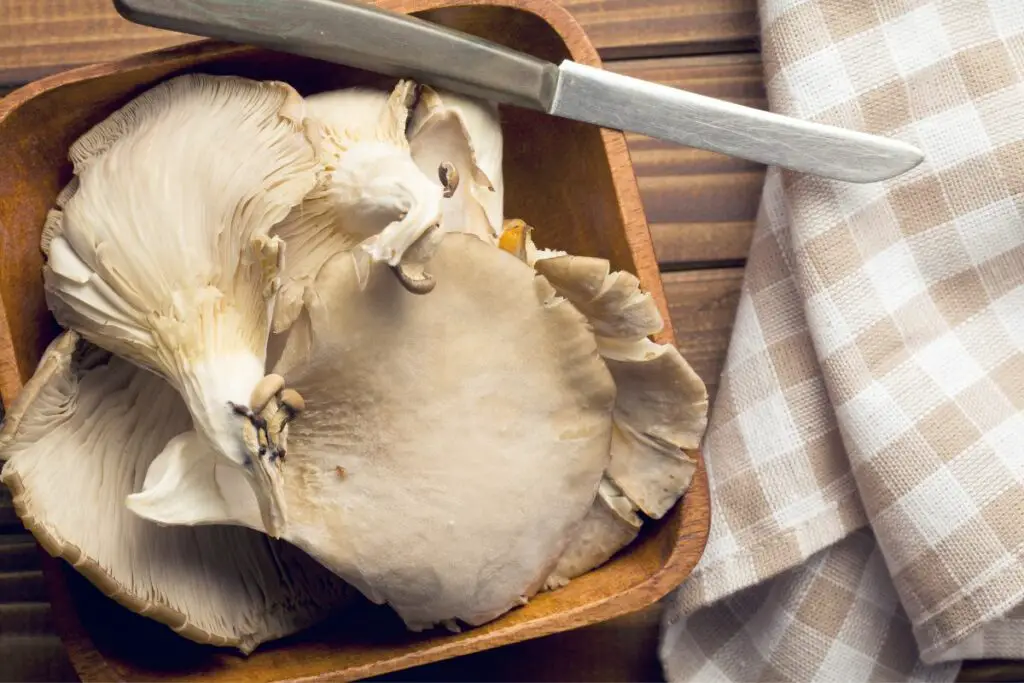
[0, 0, 710, 679]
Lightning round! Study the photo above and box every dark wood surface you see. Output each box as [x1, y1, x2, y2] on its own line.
[0, 0, 1013, 681]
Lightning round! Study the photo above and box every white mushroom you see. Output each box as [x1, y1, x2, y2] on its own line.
[129, 233, 618, 632]
[270, 80, 504, 334]
[0, 332, 352, 653]
[406, 85, 504, 240]
[40, 73, 329, 530]
[302, 80, 449, 267]
[496, 221, 708, 582]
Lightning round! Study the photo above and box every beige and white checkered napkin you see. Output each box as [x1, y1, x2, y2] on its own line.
[659, 0, 1024, 680]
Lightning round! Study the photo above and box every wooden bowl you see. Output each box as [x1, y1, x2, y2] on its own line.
[0, 0, 710, 680]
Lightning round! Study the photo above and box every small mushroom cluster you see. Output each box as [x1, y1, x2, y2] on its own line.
[0, 73, 708, 652]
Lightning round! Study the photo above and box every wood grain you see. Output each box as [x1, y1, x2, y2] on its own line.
[665, 267, 743, 399]
[559, 0, 758, 58]
[0, 0, 758, 86]
[616, 54, 766, 266]
[0, 0, 190, 85]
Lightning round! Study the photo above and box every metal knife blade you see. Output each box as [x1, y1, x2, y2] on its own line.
[113, 0, 924, 183]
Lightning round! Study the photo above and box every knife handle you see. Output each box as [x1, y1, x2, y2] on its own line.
[113, 0, 558, 110]
[549, 61, 924, 183]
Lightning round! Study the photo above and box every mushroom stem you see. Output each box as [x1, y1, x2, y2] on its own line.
[250, 374, 286, 413]
[261, 389, 307, 464]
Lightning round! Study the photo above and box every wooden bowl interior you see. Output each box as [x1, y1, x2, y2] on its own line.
[0, 3, 706, 681]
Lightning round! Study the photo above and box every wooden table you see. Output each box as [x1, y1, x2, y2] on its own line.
[1, 2, 1015, 682]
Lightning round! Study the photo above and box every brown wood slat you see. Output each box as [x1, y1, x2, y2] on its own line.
[614, 54, 766, 265]
[0, 633, 78, 682]
[0, 0, 189, 84]
[0, 0, 758, 85]
[560, 0, 758, 58]
[663, 267, 743, 398]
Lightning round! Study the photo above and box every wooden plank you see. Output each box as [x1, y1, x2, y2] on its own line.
[0, 602, 55, 636]
[0, 570, 47, 604]
[615, 54, 766, 265]
[0, 633, 78, 682]
[663, 267, 743, 399]
[0, 0, 758, 85]
[0, 535, 41, 573]
[560, 0, 758, 58]
[0, 0, 190, 84]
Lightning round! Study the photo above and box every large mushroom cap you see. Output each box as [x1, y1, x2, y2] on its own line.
[131, 232, 618, 631]
[0, 332, 352, 653]
[531, 254, 707, 518]
[496, 224, 708, 584]
[406, 85, 504, 240]
[276, 233, 617, 630]
[40, 73, 331, 526]
[271, 80, 504, 333]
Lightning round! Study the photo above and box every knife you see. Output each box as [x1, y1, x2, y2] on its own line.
[113, 0, 924, 183]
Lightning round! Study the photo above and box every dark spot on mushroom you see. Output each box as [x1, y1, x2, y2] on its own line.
[228, 401, 251, 419]
[439, 161, 459, 198]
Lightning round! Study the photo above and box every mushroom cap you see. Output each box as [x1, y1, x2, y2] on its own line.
[270, 233, 618, 630]
[532, 255, 665, 340]
[496, 225, 708, 581]
[600, 336, 705, 518]
[409, 86, 503, 199]
[41, 73, 329, 473]
[529, 250, 708, 518]
[131, 233, 618, 630]
[407, 86, 504, 240]
[269, 81, 505, 335]
[0, 332, 352, 653]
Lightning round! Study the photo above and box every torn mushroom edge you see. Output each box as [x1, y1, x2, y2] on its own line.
[494, 221, 708, 583]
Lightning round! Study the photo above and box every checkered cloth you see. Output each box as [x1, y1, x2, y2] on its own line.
[659, 0, 1024, 680]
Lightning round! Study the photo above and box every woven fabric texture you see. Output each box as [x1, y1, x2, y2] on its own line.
[660, 0, 1024, 679]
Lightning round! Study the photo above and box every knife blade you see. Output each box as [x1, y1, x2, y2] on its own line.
[113, 0, 924, 183]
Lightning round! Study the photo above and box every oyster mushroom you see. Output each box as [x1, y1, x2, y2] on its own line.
[497, 221, 708, 586]
[130, 233, 619, 632]
[406, 85, 504, 240]
[41, 73, 329, 531]
[304, 81, 450, 275]
[270, 80, 503, 331]
[0, 332, 352, 653]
